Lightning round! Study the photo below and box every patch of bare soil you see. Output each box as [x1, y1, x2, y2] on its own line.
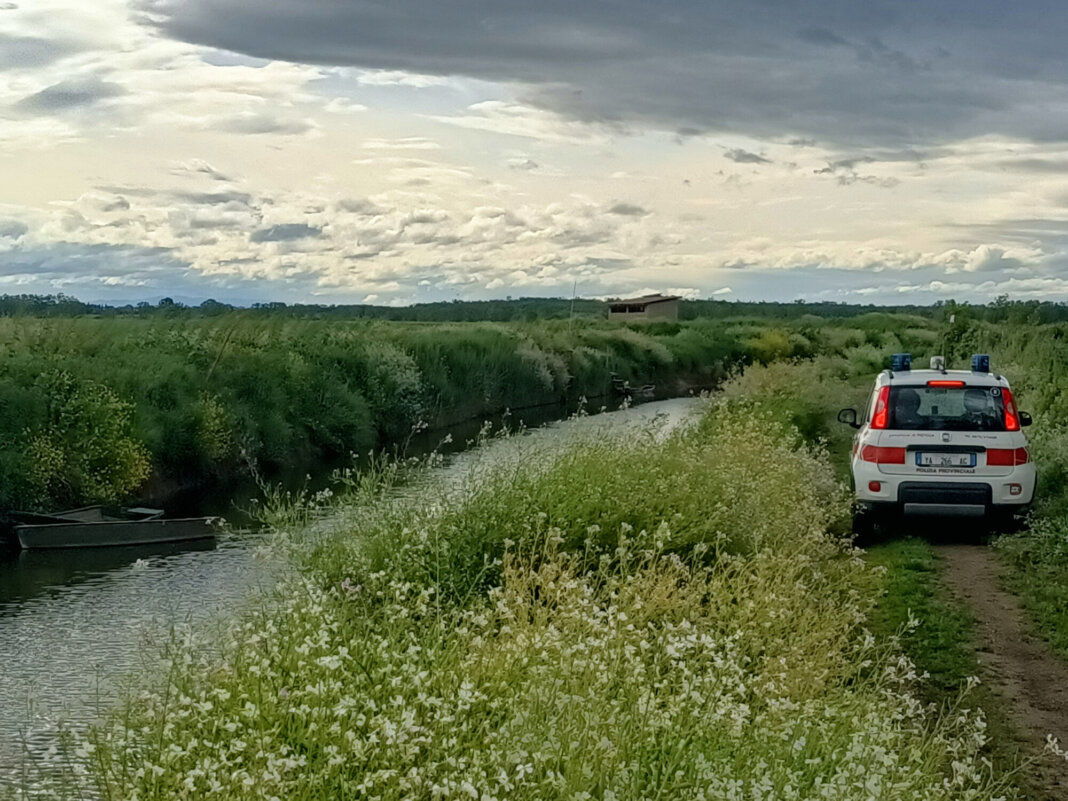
[936, 544, 1068, 799]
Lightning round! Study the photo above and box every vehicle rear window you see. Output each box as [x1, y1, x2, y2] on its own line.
[888, 385, 1007, 431]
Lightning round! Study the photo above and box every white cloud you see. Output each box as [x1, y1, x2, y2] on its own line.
[355, 70, 451, 88]
[430, 101, 616, 143]
[5, 0, 1068, 306]
[324, 98, 367, 113]
[362, 137, 440, 150]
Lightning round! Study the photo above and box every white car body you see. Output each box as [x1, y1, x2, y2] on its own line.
[846, 360, 1035, 519]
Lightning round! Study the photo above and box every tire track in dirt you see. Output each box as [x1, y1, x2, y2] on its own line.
[936, 544, 1068, 799]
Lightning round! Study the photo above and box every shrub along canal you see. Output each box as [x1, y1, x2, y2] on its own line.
[0, 397, 699, 774]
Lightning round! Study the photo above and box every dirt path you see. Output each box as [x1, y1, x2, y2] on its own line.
[936, 544, 1068, 798]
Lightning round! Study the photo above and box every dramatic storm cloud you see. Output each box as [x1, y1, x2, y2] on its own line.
[3, 0, 1068, 304]
[140, 0, 1068, 148]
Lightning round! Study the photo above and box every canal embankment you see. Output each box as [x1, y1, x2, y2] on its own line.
[2, 384, 1012, 800]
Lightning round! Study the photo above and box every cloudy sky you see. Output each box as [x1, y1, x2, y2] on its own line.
[3, 0, 1068, 305]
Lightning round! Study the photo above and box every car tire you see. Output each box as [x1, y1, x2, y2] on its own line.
[852, 505, 883, 541]
[989, 507, 1026, 535]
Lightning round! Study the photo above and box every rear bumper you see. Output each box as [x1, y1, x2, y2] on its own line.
[850, 457, 1033, 508]
[898, 480, 990, 508]
[902, 502, 985, 517]
[898, 482, 990, 516]
[859, 500, 1030, 519]
[853, 461, 1035, 516]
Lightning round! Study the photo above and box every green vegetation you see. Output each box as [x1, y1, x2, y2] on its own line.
[953, 314, 1068, 660]
[0, 315, 773, 516]
[8, 291, 1068, 324]
[18, 294, 1068, 797]
[0, 297, 958, 518]
[703, 303, 1068, 669]
[8, 294, 1068, 664]
[866, 539, 977, 696]
[995, 516, 1068, 658]
[865, 539, 1029, 785]
[9, 393, 1012, 800]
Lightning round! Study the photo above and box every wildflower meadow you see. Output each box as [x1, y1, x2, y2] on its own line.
[3, 387, 1013, 800]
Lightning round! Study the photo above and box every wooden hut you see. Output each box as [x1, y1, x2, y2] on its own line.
[607, 293, 680, 322]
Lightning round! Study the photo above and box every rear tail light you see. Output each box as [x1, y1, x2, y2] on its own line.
[860, 445, 906, 464]
[1009, 483, 1023, 496]
[868, 481, 883, 492]
[986, 447, 1029, 466]
[927, 380, 966, 388]
[871, 386, 891, 429]
[1002, 388, 1021, 431]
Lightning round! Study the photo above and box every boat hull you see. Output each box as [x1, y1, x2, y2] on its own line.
[16, 518, 216, 550]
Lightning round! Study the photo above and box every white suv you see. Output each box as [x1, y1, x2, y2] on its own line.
[839, 354, 1035, 526]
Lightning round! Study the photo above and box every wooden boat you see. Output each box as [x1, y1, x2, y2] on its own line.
[13, 506, 216, 550]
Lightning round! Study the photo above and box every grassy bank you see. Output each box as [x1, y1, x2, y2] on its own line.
[697, 309, 1068, 666]
[5, 380, 1014, 799]
[717, 357, 1038, 788]
[952, 320, 1068, 660]
[865, 539, 1030, 783]
[0, 316, 773, 518]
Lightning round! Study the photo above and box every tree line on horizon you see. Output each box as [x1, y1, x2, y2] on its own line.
[2, 292, 1067, 324]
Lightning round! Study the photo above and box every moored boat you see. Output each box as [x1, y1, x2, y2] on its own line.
[13, 506, 217, 550]
[610, 373, 656, 400]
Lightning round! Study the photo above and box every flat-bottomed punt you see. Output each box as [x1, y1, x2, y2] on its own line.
[13, 506, 216, 550]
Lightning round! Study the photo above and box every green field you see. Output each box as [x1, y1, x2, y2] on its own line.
[7, 294, 1068, 799]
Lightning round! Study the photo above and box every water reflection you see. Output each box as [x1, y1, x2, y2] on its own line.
[0, 539, 217, 608]
[0, 533, 273, 768]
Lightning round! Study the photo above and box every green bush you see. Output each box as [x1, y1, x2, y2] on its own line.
[23, 372, 150, 507]
[0, 316, 759, 514]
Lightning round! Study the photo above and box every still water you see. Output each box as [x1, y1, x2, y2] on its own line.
[0, 397, 699, 770]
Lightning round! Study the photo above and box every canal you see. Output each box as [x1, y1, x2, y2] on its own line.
[0, 397, 700, 776]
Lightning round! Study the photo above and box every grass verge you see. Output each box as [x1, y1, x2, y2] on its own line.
[866, 537, 1032, 792]
[993, 423, 1068, 660]
[994, 515, 1068, 660]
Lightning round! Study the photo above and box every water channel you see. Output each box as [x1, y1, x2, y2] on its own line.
[0, 397, 700, 775]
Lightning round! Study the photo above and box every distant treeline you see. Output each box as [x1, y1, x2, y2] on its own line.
[5, 292, 1068, 324]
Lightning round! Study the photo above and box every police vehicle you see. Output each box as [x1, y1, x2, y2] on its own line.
[838, 354, 1035, 526]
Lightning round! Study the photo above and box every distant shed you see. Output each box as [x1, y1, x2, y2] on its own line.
[607, 293, 681, 322]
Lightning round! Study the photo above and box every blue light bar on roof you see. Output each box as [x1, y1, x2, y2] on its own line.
[890, 353, 911, 372]
[972, 354, 991, 373]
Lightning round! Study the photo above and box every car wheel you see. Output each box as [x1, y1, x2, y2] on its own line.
[989, 508, 1025, 535]
[852, 505, 883, 541]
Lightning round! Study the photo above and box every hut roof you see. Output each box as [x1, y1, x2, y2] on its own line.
[609, 293, 682, 308]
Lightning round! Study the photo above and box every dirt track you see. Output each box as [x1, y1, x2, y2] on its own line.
[936, 544, 1068, 799]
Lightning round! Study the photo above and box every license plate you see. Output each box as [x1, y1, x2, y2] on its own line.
[915, 452, 976, 467]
